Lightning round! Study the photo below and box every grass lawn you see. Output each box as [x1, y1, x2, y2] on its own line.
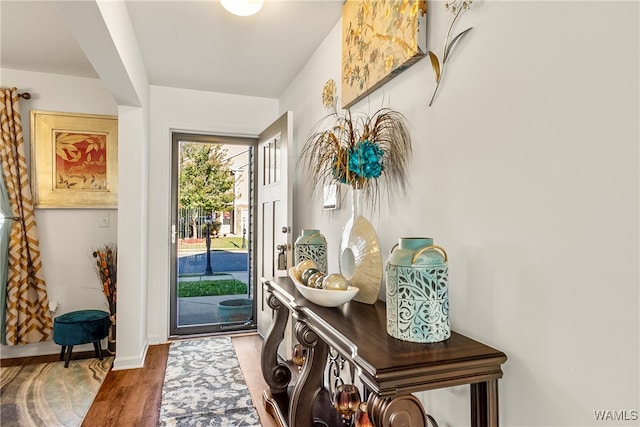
[179, 272, 229, 278]
[178, 279, 247, 297]
[179, 236, 246, 251]
[210, 237, 244, 250]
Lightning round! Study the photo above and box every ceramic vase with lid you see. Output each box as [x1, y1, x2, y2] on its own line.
[294, 229, 327, 273]
[385, 237, 450, 343]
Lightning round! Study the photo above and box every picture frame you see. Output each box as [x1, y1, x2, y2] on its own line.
[30, 110, 118, 208]
[341, 0, 428, 109]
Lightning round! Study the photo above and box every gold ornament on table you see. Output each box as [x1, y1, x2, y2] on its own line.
[428, 0, 475, 106]
[354, 402, 374, 427]
[292, 343, 306, 372]
[334, 384, 361, 426]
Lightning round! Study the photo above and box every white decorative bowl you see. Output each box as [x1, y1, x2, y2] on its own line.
[289, 268, 359, 307]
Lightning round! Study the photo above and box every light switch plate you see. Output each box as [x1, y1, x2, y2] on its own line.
[99, 213, 110, 227]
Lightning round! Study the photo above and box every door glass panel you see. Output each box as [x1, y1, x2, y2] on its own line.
[262, 144, 267, 185]
[270, 139, 276, 184]
[274, 136, 281, 183]
[170, 134, 256, 336]
[267, 140, 272, 185]
[262, 138, 283, 186]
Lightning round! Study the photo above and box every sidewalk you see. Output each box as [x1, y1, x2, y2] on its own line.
[176, 250, 252, 326]
[178, 294, 252, 325]
[178, 270, 248, 284]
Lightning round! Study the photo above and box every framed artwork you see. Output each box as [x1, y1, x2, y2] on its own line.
[341, 0, 427, 109]
[30, 110, 118, 208]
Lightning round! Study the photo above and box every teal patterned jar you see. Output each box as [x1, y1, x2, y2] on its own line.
[294, 229, 327, 273]
[385, 237, 450, 343]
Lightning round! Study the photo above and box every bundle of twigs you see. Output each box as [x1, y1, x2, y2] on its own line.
[92, 243, 117, 316]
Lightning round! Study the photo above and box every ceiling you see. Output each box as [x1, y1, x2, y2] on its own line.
[1, 0, 343, 99]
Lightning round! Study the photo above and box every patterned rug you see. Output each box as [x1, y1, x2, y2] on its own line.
[159, 337, 260, 426]
[0, 357, 113, 427]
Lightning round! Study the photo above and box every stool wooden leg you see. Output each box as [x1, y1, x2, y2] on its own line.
[93, 341, 103, 361]
[60, 345, 66, 361]
[64, 345, 73, 368]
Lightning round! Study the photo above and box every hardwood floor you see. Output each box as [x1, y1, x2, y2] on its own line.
[232, 334, 279, 427]
[82, 343, 169, 426]
[2, 333, 278, 427]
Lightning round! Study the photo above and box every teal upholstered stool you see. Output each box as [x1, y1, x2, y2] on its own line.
[53, 310, 111, 368]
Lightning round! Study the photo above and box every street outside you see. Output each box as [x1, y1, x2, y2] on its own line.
[177, 249, 251, 326]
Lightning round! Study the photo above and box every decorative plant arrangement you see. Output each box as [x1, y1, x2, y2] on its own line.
[300, 107, 412, 205]
[428, 0, 475, 106]
[92, 243, 117, 318]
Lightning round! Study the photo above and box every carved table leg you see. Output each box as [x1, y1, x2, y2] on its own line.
[471, 380, 499, 427]
[289, 320, 329, 427]
[261, 292, 292, 393]
[487, 380, 499, 426]
[368, 394, 428, 427]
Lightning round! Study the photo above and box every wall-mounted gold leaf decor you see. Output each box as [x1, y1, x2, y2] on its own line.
[322, 79, 337, 110]
[341, 0, 427, 109]
[428, 0, 474, 106]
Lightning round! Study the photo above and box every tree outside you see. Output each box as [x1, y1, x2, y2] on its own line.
[178, 142, 237, 238]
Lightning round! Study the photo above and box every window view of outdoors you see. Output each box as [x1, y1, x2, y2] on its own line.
[176, 142, 252, 329]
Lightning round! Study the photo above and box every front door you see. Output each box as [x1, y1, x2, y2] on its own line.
[256, 112, 293, 339]
[170, 133, 255, 336]
[168, 112, 292, 338]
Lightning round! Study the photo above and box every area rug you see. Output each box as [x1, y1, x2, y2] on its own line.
[0, 357, 113, 427]
[159, 337, 260, 426]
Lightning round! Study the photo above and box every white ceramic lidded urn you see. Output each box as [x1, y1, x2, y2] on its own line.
[385, 237, 450, 343]
[294, 229, 327, 273]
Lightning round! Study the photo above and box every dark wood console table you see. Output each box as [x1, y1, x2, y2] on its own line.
[260, 277, 507, 427]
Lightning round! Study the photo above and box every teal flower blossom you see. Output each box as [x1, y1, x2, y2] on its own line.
[348, 140, 384, 179]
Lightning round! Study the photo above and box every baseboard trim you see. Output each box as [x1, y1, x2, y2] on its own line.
[112, 340, 149, 370]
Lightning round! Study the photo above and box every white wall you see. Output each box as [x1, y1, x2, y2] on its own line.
[1, 1, 637, 425]
[0, 68, 118, 358]
[280, 2, 639, 426]
[146, 85, 278, 345]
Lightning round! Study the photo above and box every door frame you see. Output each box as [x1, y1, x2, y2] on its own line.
[169, 132, 258, 337]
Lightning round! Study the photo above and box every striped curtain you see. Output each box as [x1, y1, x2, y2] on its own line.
[0, 87, 52, 345]
[0, 168, 12, 344]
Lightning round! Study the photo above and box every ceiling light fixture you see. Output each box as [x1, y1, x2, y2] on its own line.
[220, 0, 264, 16]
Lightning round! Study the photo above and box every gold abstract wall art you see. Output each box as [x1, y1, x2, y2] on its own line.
[31, 110, 118, 208]
[341, 0, 427, 109]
